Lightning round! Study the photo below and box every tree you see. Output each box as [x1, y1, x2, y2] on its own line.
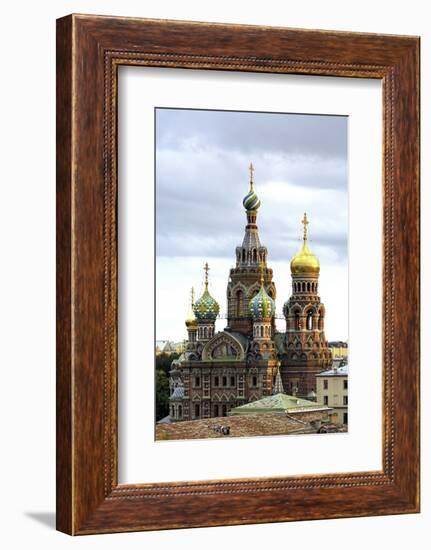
[155, 369, 170, 421]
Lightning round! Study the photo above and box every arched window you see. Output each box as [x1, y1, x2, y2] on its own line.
[260, 326, 264, 337]
[306, 310, 313, 330]
[242, 249, 246, 262]
[194, 403, 200, 418]
[252, 249, 257, 263]
[295, 312, 300, 330]
[236, 289, 244, 317]
[302, 282, 306, 292]
[222, 405, 227, 417]
[307, 282, 311, 292]
[178, 405, 182, 418]
[214, 404, 219, 417]
[204, 326, 208, 339]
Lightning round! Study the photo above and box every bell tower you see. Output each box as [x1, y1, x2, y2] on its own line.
[227, 164, 276, 336]
[281, 214, 332, 397]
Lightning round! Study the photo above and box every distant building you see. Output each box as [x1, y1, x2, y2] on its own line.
[328, 341, 348, 359]
[315, 364, 348, 425]
[156, 340, 184, 355]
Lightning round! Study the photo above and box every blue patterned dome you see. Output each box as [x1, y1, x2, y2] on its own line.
[243, 162, 261, 211]
[249, 285, 275, 321]
[193, 263, 220, 321]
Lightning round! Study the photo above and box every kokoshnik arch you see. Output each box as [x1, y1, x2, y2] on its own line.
[168, 164, 333, 421]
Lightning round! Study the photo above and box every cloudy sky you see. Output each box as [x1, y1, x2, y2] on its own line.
[155, 108, 348, 342]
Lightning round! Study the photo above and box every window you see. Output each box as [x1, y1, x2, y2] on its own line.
[323, 379, 328, 389]
[230, 376, 235, 387]
[214, 376, 219, 387]
[343, 379, 348, 390]
[194, 403, 200, 418]
[222, 404, 227, 417]
[222, 376, 227, 387]
[343, 395, 348, 405]
[178, 405, 182, 418]
[214, 404, 219, 417]
[343, 412, 348, 424]
[323, 396, 328, 405]
[194, 376, 200, 387]
[252, 376, 257, 387]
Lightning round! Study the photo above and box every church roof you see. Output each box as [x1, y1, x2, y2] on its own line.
[229, 393, 329, 415]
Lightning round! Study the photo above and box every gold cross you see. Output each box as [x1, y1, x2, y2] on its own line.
[249, 162, 254, 190]
[302, 212, 309, 242]
[191, 287, 195, 307]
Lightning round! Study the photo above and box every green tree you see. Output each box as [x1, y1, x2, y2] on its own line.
[155, 368, 170, 421]
[155, 352, 180, 376]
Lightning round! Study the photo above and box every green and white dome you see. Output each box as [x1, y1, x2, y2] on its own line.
[242, 162, 261, 211]
[193, 263, 220, 321]
[193, 288, 220, 321]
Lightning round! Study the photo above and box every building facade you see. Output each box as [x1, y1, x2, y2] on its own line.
[315, 364, 348, 425]
[279, 213, 332, 397]
[168, 165, 332, 422]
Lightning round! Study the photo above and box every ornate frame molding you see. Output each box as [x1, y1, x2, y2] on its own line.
[57, 14, 419, 534]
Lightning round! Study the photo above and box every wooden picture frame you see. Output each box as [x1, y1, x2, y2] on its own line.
[56, 14, 420, 535]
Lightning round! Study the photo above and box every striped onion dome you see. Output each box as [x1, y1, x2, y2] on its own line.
[243, 188, 261, 211]
[248, 284, 275, 321]
[243, 162, 261, 211]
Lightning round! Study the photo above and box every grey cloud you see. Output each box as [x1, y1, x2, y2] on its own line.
[155, 109, 347, 266]
[156, 108, 347, 160]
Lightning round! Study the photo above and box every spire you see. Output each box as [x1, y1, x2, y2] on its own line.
[273, 364, 284, 395]
[249, 162, 254, 191]
[302, 212, 309, 243]
[203, 262, 209, 291]
[259, 259, 265, 286]
[185, 286, 197, 329]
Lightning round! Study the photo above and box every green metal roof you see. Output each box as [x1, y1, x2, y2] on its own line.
[229, 393, 325, 415]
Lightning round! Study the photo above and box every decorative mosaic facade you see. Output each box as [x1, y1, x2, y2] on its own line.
[169, 164, 331, 421]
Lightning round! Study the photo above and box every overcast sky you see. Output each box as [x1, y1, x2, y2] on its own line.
[155, 108, 348, 342]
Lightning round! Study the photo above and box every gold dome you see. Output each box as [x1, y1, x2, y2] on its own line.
[185, 287, 198, 328]
[290, 213, 320, 274]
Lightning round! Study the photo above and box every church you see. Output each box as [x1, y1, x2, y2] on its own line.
[168, 164, 332, 422]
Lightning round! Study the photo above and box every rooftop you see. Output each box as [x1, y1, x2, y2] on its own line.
[155, 412, 330, 441]
[229, 393, 330, 415]
[317, 364, 349, 376]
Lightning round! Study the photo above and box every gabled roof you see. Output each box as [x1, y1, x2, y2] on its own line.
[229, 393, 329, 415]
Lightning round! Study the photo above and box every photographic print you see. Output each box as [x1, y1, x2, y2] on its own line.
[155, 108, 348, 441]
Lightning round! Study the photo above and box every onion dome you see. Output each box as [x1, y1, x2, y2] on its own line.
[242, 162, 261, 211]
[193, 263, 220, 321]
[248, 263, 275, 320]
[290, 213, 320, 274]
[185, 287, 197, 329]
